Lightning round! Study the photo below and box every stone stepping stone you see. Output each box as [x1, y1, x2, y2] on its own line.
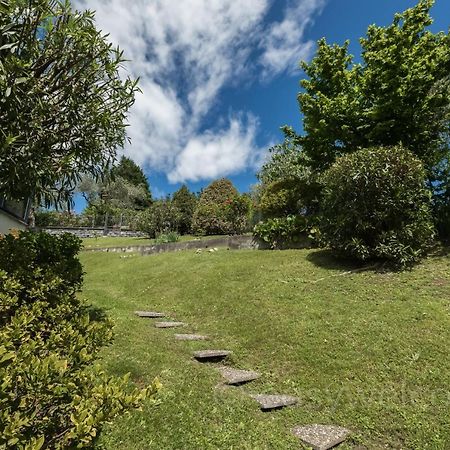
[217, 367, 260, 386]
[292, 425, 350, 450]
[135, 311, 165, 318]
[193, 350, 231, 362]
[154, 322, 186, 328]
[174, 334, 208, 341]
[251, 394, 298, 411]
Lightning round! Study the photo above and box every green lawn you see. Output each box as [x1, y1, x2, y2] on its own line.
[81, 234, 222, 249]
[80, 247, 450, 449]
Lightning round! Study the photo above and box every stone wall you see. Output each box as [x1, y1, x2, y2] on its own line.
[83, 235, 259, 255]
[42, 227, 146, 239]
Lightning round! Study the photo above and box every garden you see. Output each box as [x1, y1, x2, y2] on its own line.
[1, 0, 449, 448]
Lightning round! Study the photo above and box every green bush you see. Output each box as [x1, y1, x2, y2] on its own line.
[192, 179, 250, 235]
[253, 215, 312, 249]
[172, 185, 198, 234]
[155, 231, 180, 244]
[319, 146, 436, 267]
[136, 200, 181, 238]
[0, 231, 156, 448]
[435, 203, 450, 242]
[35, 210, 93, 228]
[258, 179, 304, 219]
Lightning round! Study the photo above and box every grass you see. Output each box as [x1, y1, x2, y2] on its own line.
[81, 234, 222, 249]
[79, 247, 450, 449]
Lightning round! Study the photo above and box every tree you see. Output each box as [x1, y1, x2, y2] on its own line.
[192, 178, 250, 235]
[298, 0, 450, 190]
[172, 185, 197, 234]
[319, 146, 435, 267]
[136, 200, 181, 238]
[77, 175, 149, 228]
[112, 156, 152, 206]
[0, 0, 138, 206]
[257, 127, 320, 217]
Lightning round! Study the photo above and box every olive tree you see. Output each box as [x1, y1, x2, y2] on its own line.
[0, 0, 138, 206]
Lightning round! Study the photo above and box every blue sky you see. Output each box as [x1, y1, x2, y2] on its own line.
[73, 0, 449, 211]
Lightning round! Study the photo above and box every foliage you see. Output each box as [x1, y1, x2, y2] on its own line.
[136, 200, 181, 238]
[0, 0, 138, 206]
[256, 128, 321, 217]
[257, 127, 305, 185]
[298, 0, 450, 191]
[79, 176, 148, 212]
[192, 179, 250, 235]
[155, 232, 180, 244]
[433, 162, 450, 240]
[0, 231, 84, 289]
[258, 179, 304, 219]
[111, 156, 152, 206]
[77, 175, 150, 229]
[0, 231, 155, 448]
[253, 215, 311, 249]
[35, 209, 91, 228]
[319, 146, 436, 267]
[435, 201, 450, 242]
[172, 185, 198, 235]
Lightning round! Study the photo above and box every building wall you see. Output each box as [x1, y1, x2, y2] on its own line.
[0, 210, 27, 234]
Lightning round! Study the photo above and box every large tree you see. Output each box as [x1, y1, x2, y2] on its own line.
[192, 178, 250, 235]
[298, 0, 450, 190]
[172, 185, 197, 234]
[112, 156, 152, 205]
[0, 0, 138, 206]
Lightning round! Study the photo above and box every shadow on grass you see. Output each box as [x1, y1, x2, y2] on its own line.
[429, 243, 450, 258]
[306, 248, 392, 275]
[306, 249, 363, 271]
[84, 304, 109, 322]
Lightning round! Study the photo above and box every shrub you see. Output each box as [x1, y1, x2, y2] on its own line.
[172, 185, 198, 234]
[0, 231, 156, 448]
[319, 146, 435, 267]
[155, 232, 180, 244]
[253, 215, 312, 249]
[192, 179, 250, 235]
[435, 203, 450, 242]
[258, 179, 304, 219]
[136, 200, 181, 238]
[34, 210, 93, 228]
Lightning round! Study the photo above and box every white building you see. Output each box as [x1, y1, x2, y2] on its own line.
[0, 198, 31, 234]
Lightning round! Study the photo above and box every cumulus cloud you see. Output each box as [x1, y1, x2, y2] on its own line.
[260, 0, 325, 78]
[73, 0, 325, 183]
[168, 114, 264, 183]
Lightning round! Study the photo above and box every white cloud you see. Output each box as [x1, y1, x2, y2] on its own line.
[260, 0, 326, 78]
[168, 114, 264, 183]
[73, 0, 324, 183]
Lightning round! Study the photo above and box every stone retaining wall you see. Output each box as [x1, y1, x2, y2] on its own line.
[83, 235, 258, 255]
[42, 227, 146, 239]
[82, 234, 313, 255]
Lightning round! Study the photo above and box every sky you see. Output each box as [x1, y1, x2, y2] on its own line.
[72, 0, 450, 210]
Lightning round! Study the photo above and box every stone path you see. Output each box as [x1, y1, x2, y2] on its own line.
[217, 367, 260, 386]
[251, 394, 298, 411]
[292, 425, 351, 450]
[174, 334, 208, 341]
[193, 350, 231, 362]
[136, 309, 352, 448]
[135, 310, 165, 318]
[154, 321, 186, 328]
